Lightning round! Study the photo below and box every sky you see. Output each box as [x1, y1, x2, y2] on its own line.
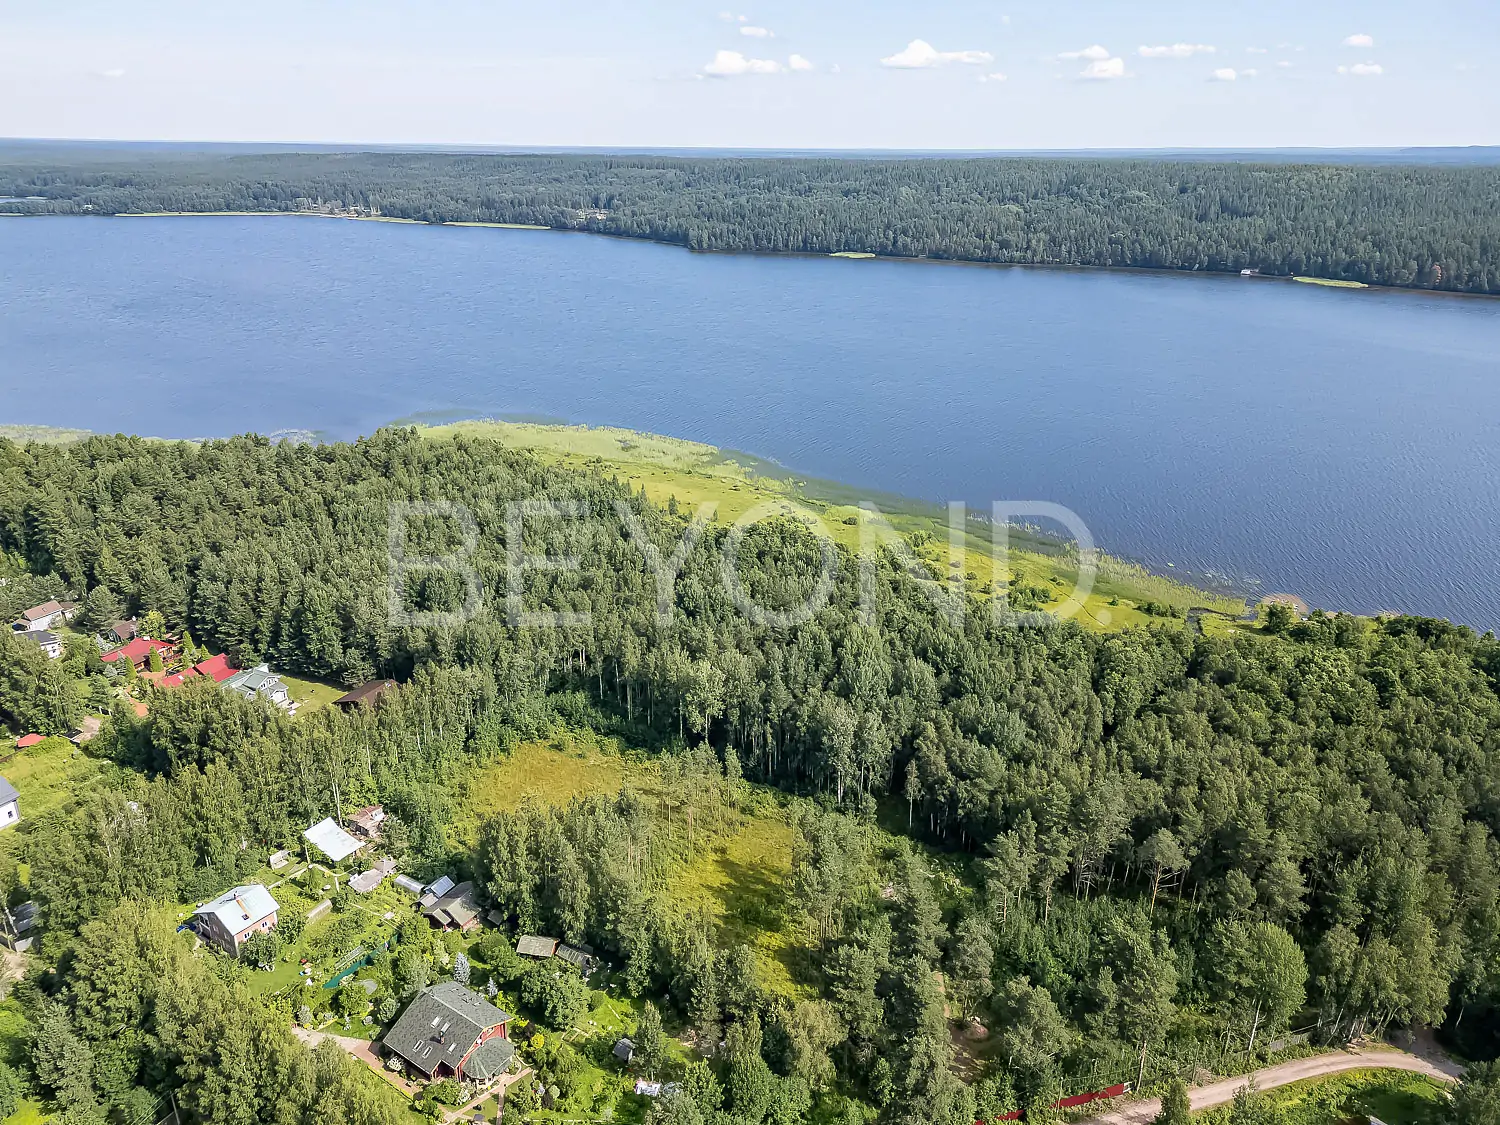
[1, 0, 1496, 150]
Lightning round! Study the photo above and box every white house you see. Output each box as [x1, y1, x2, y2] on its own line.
[14, 601, 72, 633]
[223, 664, 292, 709]
[21, 631, 63, 659]
[0, 777, 18, 831]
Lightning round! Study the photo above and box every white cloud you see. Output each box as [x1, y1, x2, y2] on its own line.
[830, 63, 841, 74]
[100, 68, 126, 79]
[718, 11, 749, 21]
[1138, 43, 1215, 58]
[880, 39, 994, 68]
[1210, 67, 1239, 81]
[740, 25, 772, 38]
[703, 50, 782, 76]
[1337, 61, 1384, 76]
[1059, 44, 1111, 61]
[1246, 47, 1268, 55]
[1342, 33, 1375, 48]
[1242, 68, 1258, 78]
[1079, 57, 1126, 80]
[977, 71, 1008, 83]
[788, 54, 813, 71]
[1277, 60, 1293, 69]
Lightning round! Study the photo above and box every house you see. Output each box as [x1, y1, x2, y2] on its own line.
[15, 600, 72, 633]
[107, 619, 139, 644]
[13, 734, 42, 750]
[333, 679, 397, 711]
[223, 664, 291, 708]
[382, 981, 516, 1082]
[421, 880, 482, 932]
[419, 875, 456, 907]
[613, 1037, 635, 1064]
[350, 856, 398, 895]
[161, 652, 237, 689]
[101, 637, 172, 671]
[516, 935, 560, 960]
[349, 804, 386, 840]
[0, 777, 18, 831]
[268, 849, 293, 871]
[21, 630, 63, 659]
[556, 943, 598, 974]
[304, 817, 364, 864]
[193, 884, 279, 955]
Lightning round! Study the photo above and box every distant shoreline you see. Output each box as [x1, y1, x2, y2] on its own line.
[6, 208, 1486, 300]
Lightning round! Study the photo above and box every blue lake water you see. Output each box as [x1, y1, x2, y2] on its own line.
[2, 215, 1499, 628]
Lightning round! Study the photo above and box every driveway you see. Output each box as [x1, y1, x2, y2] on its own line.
[1081, 1046, 1460, 1125]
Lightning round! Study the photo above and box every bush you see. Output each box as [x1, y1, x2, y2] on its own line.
[519, 964, 588, 1030]
[430, 1078, 463, 1107]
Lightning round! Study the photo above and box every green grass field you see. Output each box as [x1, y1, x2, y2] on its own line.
[419, 419, 1245, 632]
[280, 674, 347, 715]
[0, 735, 110, 834]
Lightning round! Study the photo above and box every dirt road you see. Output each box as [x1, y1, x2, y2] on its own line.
[1081, 1046, 1460, 1125]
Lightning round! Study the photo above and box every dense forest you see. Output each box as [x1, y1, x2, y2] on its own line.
[2, 430, 1500, 1125]
[2, 151, 1499, 292]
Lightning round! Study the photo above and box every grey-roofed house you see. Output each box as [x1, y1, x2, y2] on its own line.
[613, 1037, 635, 1063]
[422, 880, 482, 932]
[516, 935, 559, 959]
[382, 981, 515, 1082]
[304, 817, 364, 863]
[0, 776, 19, 832]
[223, 664, 291, 708]
[20, 630, 63, 659]
[193, 884, 279, 956]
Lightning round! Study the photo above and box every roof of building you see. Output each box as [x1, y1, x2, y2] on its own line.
[12, 735, 43, 750]
[349, 869, 386, 894]
[109, 619, 138, 640]
[20, 601, 65, 623]
[304, 817, 363, 863]
[516, 935, 560, 959]
[194, 884, 278, 933]
[423, 881, 481, 929]
[426, 875, 456, 899]
[0, 776, 18, 804]
[224, 664, 283, 696]
[334, 679, 398, 708]
[195, 653, 237, 682]
[461, 1036, 517, 1082]
[613, 1037, 635, 1061]
[556, 943, 597, 970]
[21, 630, 60, 647]
[393, 874, 425, 895]
[382, 981, 512, 1077]
[350, 805, 386, 833]
[101, 637, 171, 664]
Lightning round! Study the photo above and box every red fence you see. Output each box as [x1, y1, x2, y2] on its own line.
[979, 1083, 1130, 1123]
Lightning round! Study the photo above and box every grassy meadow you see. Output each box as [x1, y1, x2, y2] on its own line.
[1195, 1068, 1449, 1125]
[420, 419, 1245, 633]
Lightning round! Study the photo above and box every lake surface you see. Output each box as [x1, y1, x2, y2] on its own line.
[3, 216, 1499, 628]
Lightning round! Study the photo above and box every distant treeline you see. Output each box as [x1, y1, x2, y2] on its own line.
[2, 151, 1499, 293]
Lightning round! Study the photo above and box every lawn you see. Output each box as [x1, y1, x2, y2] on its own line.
[280, 674, 347, 715]
[419, 419, 1246, 632]
[0, 735, 111, 835]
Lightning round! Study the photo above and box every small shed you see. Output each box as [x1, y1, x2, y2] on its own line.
[613, 1037, 635, 1063]
[517, 935, 560, 959]
[556, 943, 598, 973]
[393, 874, 424, 895]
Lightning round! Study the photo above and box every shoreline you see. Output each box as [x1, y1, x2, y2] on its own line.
[4, 208, 1492, 301]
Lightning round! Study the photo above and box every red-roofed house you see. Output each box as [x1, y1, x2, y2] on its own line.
[160, 653, 237, 689]
[14, 734, 43, 749]
[102, 637, 173, 671]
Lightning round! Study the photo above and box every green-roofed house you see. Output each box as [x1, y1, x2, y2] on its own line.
[382, 981, 517, 1085]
